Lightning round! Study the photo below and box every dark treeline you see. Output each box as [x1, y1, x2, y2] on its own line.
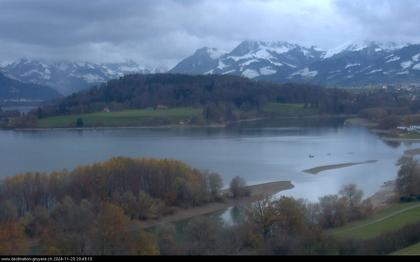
[0, 156, 419, 255]
[35, 74, 356, 118]
[0, 157, 223, 218]
[149, 182, 419, 255]
[396, 157, 420, 201]
[356, 87, 420, 129]
[156, 179, 420, 255]
[4, 74, 420, 128]
[0, 155, 386, 255]
[0, 157, 224, 255]
[1, 156, 420, 255]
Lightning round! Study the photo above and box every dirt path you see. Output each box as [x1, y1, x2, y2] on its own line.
[134, 181, 294, 229]
[336, 203, 420, 235]
[302, 160, 378, 175]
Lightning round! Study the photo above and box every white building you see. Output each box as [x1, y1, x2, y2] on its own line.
[397, 125, 420, 132]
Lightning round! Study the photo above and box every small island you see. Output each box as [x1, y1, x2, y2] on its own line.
[303, 160, 378, 174]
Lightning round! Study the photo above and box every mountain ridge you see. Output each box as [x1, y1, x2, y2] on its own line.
[0, 59, 167, 95]
[170, 40, 420, 87]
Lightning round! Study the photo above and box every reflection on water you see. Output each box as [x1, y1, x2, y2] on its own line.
[219, 206, 244, 227]
[0, 117, 417, 202]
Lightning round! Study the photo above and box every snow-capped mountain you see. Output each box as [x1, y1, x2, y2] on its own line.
[170, 47, 225, 75]
[0, 59, 167, 95]
[170, 40, 420, 87]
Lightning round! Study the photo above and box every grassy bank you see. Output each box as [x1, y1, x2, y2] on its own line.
[34, 103, 324, 129]
[400, 132, 420, 139]
[392, 242, 420, 255]
[344, 117, 378, 128]
[261, 103, 318, 117]
[345, 117, 420, 142]
[329, 202, 420, 240]
[37, 107, 203, 128]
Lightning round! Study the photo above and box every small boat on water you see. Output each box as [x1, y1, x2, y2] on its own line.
[309, 154, 314, 158]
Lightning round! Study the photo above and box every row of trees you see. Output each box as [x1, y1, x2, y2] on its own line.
[0, 157, 246, 255]
[0, 197, 159, 255]
[156, 181, 420, 255]
[2, 154, 418, 255]
[0, 177, 409, 255]
[0, 157, 263, 255]
[396, 157, 420, 201]
[355, 87, 420, 130]
[0, 157, 225, 219]
[154, 184, 375, 255]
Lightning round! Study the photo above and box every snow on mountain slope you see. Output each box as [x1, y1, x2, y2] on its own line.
[0, 59, 166, 95]
[170, 40, 420, 87]
[290, 68, 318, 78]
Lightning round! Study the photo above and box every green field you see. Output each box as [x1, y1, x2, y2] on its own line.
[392, 242, 420, 255]
[329, 202, 420, 239]
[261, 103, 318, 116]
[37, 107, 203, 128]
[400, 132, 420, 139]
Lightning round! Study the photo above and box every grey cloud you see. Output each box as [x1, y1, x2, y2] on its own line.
[0, 0, 418, 67]
[334, 0, 420, 43]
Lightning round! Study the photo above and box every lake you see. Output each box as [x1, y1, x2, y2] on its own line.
[0, 117, 416, 201]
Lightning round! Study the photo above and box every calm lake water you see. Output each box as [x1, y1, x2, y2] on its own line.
[0, 117, 416, 201]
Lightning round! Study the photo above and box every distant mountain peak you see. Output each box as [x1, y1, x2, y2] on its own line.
[170, 40, 420, 87]
[323, 41, 411, 59]
[195, 47, 226, 60]
[322, 42, 368, 59]
[230, 40, 301, 57]
[0, 59, 166, 95]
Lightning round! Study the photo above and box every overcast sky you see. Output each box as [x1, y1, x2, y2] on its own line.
[1, 0, 420, 67]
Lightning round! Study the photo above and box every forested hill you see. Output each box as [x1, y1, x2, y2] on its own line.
[37, 73, 355, 118]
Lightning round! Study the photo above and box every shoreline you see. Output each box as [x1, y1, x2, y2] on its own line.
[344, 117, 378, 128]
[345, 117, 420, 142]
[10, 114, 355, 131]
[136, 181, 294, 229]
[302, 160, 378, 175]
[13, 123, 228, 131]
[381, 136, 420, 142]
[12, 117, 269, 131]
[367, 180, 397, 209]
